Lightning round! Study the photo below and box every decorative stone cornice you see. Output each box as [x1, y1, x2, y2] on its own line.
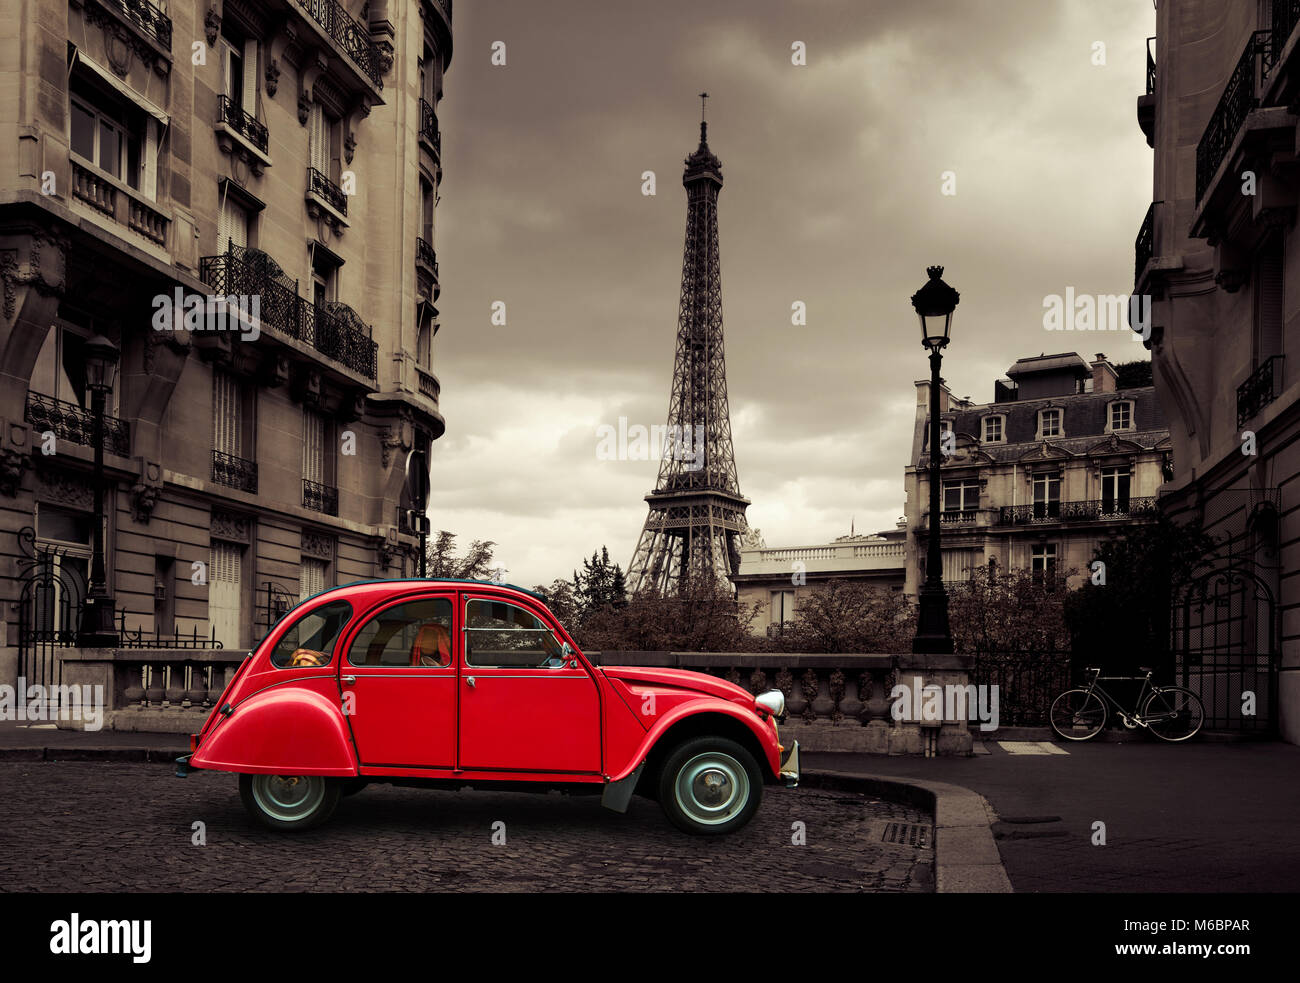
[301, 530, 334, 559]
[211, 509, 252, 544]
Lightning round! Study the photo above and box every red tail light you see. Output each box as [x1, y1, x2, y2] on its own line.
[190, 734, 198, 752]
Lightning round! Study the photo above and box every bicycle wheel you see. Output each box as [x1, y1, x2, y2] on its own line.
[1142, 686, 1204, 742]
[1050, 689, 1107, 741]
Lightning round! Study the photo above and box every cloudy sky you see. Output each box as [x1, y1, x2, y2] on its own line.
[430, 0, 1156, 588]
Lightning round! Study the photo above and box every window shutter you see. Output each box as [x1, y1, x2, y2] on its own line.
[242, 39, 258, 114]
[302, 409, 324, 482]
[309, 103, 327, 173]
[1257, 237, 1284, 361]
[212, 370, 242, 457]
[217, 198, 247, 255]
[142, 117, 158, 201]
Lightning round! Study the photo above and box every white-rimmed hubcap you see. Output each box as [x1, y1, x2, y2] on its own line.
[251, 775, 325, 822]
[674, 753, 749, 826]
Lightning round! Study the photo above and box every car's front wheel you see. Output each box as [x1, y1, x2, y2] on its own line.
[239, 773, 341, 832]
[657, 737, 763, 835]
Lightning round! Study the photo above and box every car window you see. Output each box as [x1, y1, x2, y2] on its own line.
[465, 599, 563, 668]
[269, 600, 352, 668]
[348, 597, 453, 668]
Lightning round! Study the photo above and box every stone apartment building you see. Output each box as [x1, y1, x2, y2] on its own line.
[732, 525, 907, 636]
[0, 0, 451, 711]
[1135, 0, 1300, 740]
[903, 352, 1171, 595]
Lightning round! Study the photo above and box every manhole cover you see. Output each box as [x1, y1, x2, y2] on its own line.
[881, 822, 931, 848]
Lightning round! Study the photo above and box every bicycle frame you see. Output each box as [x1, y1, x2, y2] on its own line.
[1079, 668, 1167, 726]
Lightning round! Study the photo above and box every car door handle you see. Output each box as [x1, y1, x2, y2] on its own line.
[466, 676, 475, 688]
[342, 676, 356, 685]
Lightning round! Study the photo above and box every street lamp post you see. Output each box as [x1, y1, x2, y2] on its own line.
[911, 266, 960, 655]
[78, 334, 121, 647]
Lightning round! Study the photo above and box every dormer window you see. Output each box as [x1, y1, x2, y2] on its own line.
[1108, 400, 1134, 432]
[982, 415, 1004, 443]
[1038, 408, 1063, 439]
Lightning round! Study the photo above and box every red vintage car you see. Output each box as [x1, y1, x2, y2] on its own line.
[177, 579, 799, 835]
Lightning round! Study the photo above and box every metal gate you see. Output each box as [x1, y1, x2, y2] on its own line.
[15, 526, 86, 709]
[1174, 563, 1279, 735]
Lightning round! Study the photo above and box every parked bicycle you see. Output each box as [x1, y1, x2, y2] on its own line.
[1049, 666, 1204, 742]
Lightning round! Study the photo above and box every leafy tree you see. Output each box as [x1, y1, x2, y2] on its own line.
[425, 530, 497, 580]
[532, 578, 580, 624]
[771, 580, 914, 653]
[576, 571, 761, 653]
[1114, 359, 1154, 389]
[946, 566, 1073, 656]
[571, 546, 627, 623]
[1064, 515, 1216, 678]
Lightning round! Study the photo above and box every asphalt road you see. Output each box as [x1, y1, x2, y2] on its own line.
[809, 739, 1300, 892]
[0, 761, 933, 892]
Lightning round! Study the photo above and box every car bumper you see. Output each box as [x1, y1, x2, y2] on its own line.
[779, 740, 800, 787]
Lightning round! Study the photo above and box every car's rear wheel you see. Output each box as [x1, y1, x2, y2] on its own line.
[657, 736, 762, 836]
[239, 773, 341, 832]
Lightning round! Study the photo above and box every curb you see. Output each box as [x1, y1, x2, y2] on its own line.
[803, 770, 1013, 893]
[0, 747, 185, 763]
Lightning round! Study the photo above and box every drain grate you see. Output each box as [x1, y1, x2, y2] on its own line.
[881, 822, 931, 849]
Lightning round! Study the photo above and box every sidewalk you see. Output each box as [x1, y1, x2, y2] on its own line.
[808, 740, 1300, 892]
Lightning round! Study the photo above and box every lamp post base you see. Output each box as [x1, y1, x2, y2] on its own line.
[77, 594, 120, 648]
[912, 582, 954, 654]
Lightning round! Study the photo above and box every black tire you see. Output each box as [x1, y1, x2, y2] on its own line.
[1142, 687, 1205, 742]
[656, 736, 763, 836]
[1049, 689, 1107, 741]
[239, 773, 341, 832]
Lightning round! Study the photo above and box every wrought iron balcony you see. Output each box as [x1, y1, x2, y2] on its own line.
[303, 478, 339, 516]
[307, 167, 348, 216]
[212, 450, 258, 493]
[94, 0, 172, 49]
[999, 497, 1159, 525]
[416, 237, 438, 276]
[199, 245, 377, 380]
[217, 95, 269, 154]
[1237, 355, 1284, 426]
[297, 0, 383, 88]
[1196, 30, 1277, 203]
[1135, 202, 1153, 285]
[419, 98, 442, 157]
[25, 391, 130, 456]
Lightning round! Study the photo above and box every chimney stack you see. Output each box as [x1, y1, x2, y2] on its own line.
[1091, 352, 1118, 393]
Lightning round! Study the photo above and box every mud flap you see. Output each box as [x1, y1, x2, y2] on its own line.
[600, 761, 645, 814]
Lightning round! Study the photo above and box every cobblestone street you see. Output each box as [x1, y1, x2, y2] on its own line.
[0, 763, 933, 892]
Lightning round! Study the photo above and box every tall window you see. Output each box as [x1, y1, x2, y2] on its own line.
[1032, 472, 1061, 519]
[420, 177, 435, 242]
[1038, 408, 1063, 439]
[69, 72, 157, 198]
[33, 504, 92, 640]
[302, 408, 330, 485]
[300, 556, 329, 601]
[1031, 544, 1057, 580]
[212, 369, 244, 460]
[1100, 466, 1131, 514]
[220, 25, 257, 113]
[209, 540, 244, 648]
[770, 590, 795, 626]
[308, 101, 338, 178]
[942, 478, 980, 513]
[1254, 232, 1284, 364]
[217, 194, 250, 255]
[416, 322, 432, 368]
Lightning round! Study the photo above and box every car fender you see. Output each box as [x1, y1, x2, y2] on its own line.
[608, 697, 781, 783]
[189, 684, 357, 777]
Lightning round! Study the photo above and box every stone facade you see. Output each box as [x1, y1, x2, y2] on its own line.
[903, 352, 1171, 595]
[1137, 2, 1300, 742]
[0, 0, 452, 692]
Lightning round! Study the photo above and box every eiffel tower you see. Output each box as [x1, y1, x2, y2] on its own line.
[628, 101, 750, 594]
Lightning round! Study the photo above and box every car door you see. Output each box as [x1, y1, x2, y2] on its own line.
[457, 594, 602, 774]
[342, 593, 457, 769]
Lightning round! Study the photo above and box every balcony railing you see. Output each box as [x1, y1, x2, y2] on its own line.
[1237, 355, 1284, 426]
[71, 159, 168, 246]
[307, 167, 348, 216]
[1135, 202, 1154, 284]
[199, 245, 377, 379]
[1196, 30, 1277, 203]
[416, 366, 440, 401]
[217, 94, 269, 154]
[297, 0, 383, 88]
[419, 98, 442, 157]
[416, 237, 438, 276]
[303, 478, 339, 516]
[25, 391, 130, 456]
[211, 450, 258, 493]
[96, 0, 172, 49]
[999, 497, 1159, 525]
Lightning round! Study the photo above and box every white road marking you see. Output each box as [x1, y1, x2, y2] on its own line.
[996, 741, 1069, 755]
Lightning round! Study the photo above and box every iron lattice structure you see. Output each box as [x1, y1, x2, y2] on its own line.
[628, 120, 750, 593]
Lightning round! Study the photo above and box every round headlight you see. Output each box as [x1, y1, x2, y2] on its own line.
[755, 690, 785, 716]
